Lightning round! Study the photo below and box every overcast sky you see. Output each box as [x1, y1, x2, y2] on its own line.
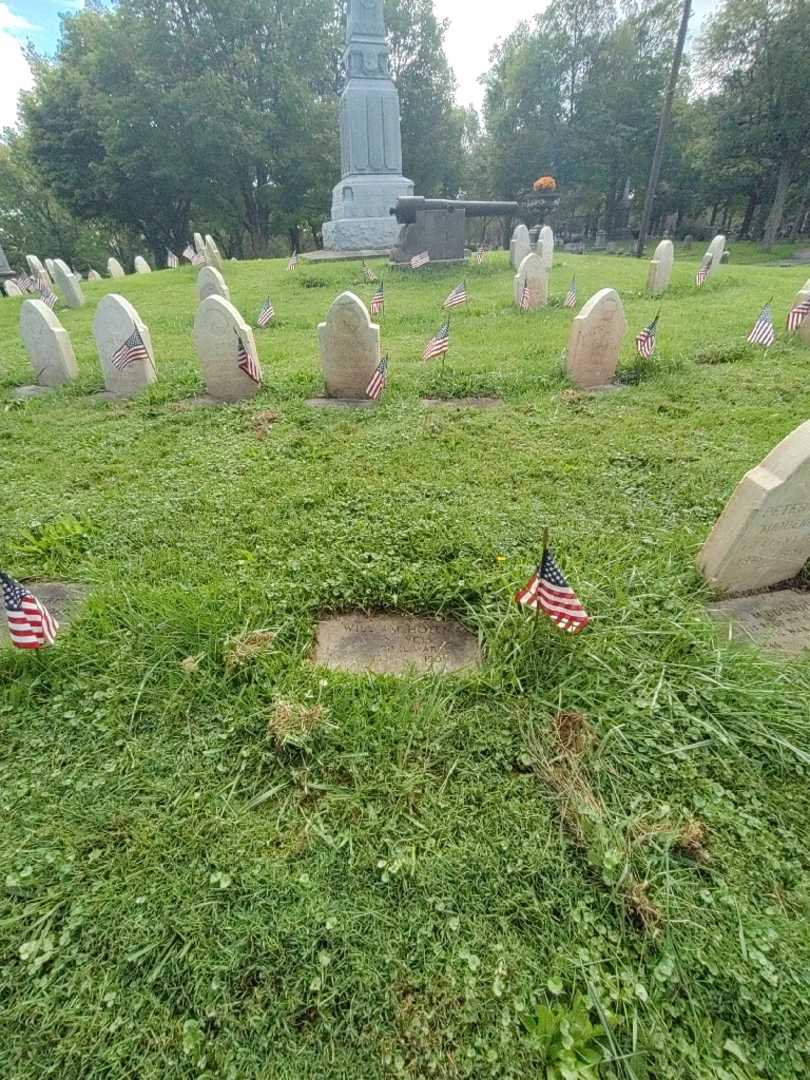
[0, 0, 723, 130]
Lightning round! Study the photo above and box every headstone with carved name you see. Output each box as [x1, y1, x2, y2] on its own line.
[193, 295, 262, 402]
[565, 288, 627, 389]
[318, 291, 380, 399]
[94, 293, 157, 397]
[513, 252, 547, 310]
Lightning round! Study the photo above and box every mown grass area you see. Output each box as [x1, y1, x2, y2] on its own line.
[1, 250, 809, 1079]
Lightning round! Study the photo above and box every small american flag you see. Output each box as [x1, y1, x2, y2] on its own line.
[1, 572, 58, 650]
[410, 251, 430, 270]
[38, 281, 58, 309]
[167, 250, 179, 268]
[519, 280, 531, 312]
[787, 297, 810, 333]
[17, 275, 37, 293]
[182, 244, 196, 261]
[362, 260, 377, 282]
[443, 282, 467, 310]
[635, 312, 659, 359]
[287, 251, 299, 271]
[257, 298, 275, 327]
[695, 257, 712, 286]
[370, 281, 385, 316]
[516, 546, 590, 634]
[236, 333, 262, 384]
[112, 328, 150, 370]
[366, 354, 388, 400]
[474, 246, 486, 265]
[191, 252, 206, 267]
[422, 320, 450, 361]
[564, 278, 577, 308]
[747, 301, 775, 347]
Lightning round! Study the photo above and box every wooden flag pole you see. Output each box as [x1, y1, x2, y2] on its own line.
[536, 528, 550, 621]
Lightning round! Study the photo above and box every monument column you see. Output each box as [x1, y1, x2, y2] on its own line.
[322, 0, 413, 252]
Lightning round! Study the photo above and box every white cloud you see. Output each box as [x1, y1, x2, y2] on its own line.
[0, 7, 34, 131]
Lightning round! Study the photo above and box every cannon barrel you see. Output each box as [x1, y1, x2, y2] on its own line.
[391, 196, 519, 225]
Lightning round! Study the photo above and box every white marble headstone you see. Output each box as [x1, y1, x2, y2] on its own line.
[513, 252, 548, 310]
[698, 420, 810, 594]
[646, 239, 674, 295]
[107, 258, 126, 279]
[45, 258, 55, 277]
[52, 258, 85, 309]
[194, 232, 206, 257]
[20, 299, 79, 387]
[4, 280, 23, 297]
[565, 288, 627, 388]
[318, 291, 380, 399]
[204, 235, 224, 271]
[26, 255, 50, 283]
[510, 224, 532, 272]
[197, 266, 230, 303]
[538, 225, 554, 276]
[87, 269, 102, 281]
[703, 234, 726, 279]
[193, 295, 262, 402]
[94, 293, 157, 397]
[134, 256, 151, 274]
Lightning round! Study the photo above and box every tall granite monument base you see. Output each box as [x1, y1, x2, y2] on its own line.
[323, 175, 412, 251]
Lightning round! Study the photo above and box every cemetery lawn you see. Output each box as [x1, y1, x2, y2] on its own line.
[2, 252, 810, 1080]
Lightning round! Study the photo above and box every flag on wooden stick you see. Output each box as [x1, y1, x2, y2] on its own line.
[787, 297, 810, 333]
[410, 251, 430, 270]
[422, 320, 450, 361]
[695, 257, 712, 286]
[370, 281, 385, 317]
[1, 573, 58, 649]
[564, 278, 577, 308]
[519, 280, 531, 312]
[443, 282, 467, 310]
[236, 334, 262, 384]
[747, 301, 775, 347]
[257, 298, 275, 327]
[366, 354, 388, 401]
[362, 260, 377, 282]
[516, 541, 590, 634]
[635, 312, 659, 359]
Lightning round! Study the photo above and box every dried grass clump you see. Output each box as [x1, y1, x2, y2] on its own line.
[266, 699, 328, 750]
[224, 630, 275, 670]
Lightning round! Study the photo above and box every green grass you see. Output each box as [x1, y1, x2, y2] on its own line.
[1, 251, 810, 1079]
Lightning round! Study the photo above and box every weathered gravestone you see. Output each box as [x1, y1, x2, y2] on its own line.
[197, 266, 230, 303]
[45, 258, 55, 277]
[19, 300, 79, 390]
[510, 224, 532, 271]
[204, 235, 224, 272]
[134, 256, 151, 274]
[87, 269, 102, 281]
[94, 294, 157, 397]
[698, 420, 810, 594]
[707, 591, 810, 658]
[646, 239, 674, 295]
[703, 234, 726, 279]
[194, 233, 206, 257]
[193, 295, 262, 402]
[26, 255, 50, 283]
[316, 291, 380, 402]
[3, 280, 23, 297]
[107, 258, 126, 279]
[313, 613, 481, 675]
[513, 252, 548, 310]
[52, 259, 85, 309]
[538, 224, 554, 276]
[564, 288, 627, 389]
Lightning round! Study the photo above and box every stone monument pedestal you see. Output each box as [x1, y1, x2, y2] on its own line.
[324, 175, 412, 251]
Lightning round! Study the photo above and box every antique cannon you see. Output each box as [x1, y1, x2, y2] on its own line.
[390, 196, 520, 266]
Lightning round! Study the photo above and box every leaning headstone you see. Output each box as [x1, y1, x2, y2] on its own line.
[94, 293, 157, 397]
[204, 235, 224, 272]
[646, 239, 674, 295]
[19, 299, 79, 388]
[510, 224, 532, 271]
[698, 420, 810, 594]
[134, 256, 151, 274]
[108, 258, 126, 279]
[26, 255, 50, 283]
[538, 225, 554, 276]
[51, 259, 85, 309]
[565, 288, 627, 389]
[193, 295, 262, 403]
[197, 266, 230, 303]
[45, 258, 55, 277]
[4, 280, 23, 297]
[318, 291, 380, 400]
[703, 234, 726, 279]
[88, 269, 102, 281]
[194, 232, 206, 257]
[513, 252, 548, 310]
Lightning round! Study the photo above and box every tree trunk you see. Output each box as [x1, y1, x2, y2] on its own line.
[739, 189, 758, 238]
[635, 0, 692, 257]
[790, 179, 810, 241]
[762, 157, 792, 250]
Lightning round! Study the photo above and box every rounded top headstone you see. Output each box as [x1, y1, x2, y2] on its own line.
[197, 265, 230, 302]
[134, 256, 151, 274]
[565, 287, 627, 389]
[94, 293, 156, 396]
[193, 295, 261, 402]
[20, 299, 79, 387]
[318, 290, 380, 399]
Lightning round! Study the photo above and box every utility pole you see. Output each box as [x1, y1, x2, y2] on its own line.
[635, 0, 692, 257]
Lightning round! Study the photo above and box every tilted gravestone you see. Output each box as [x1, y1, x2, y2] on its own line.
[318, 291, 380, 400]
[510, 224, 532, 271]
[4, 280, 23, 297]
[197, 266, 230, 303]
[20, 299, 79, 388]
[26, 255, 50, 283]
[107, 258, 126, 279]
[204, 235, 224, 272]
[538, 225, 554, 276]
[94, 293, 157, 397]
[52, 259, 85, 309]
[193, 295, 262, 402]
[565, 288, 627, 389]
[646, 239, 674, 295]
[703, 234, 726, 280]
[194, 232, 206, 257]
[134, 256, 151, 274]
[513, 252, 548, 311]
[45, 258, 55, 277]
[698, 420, 810, 594]
[87, 269, 102, 281]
